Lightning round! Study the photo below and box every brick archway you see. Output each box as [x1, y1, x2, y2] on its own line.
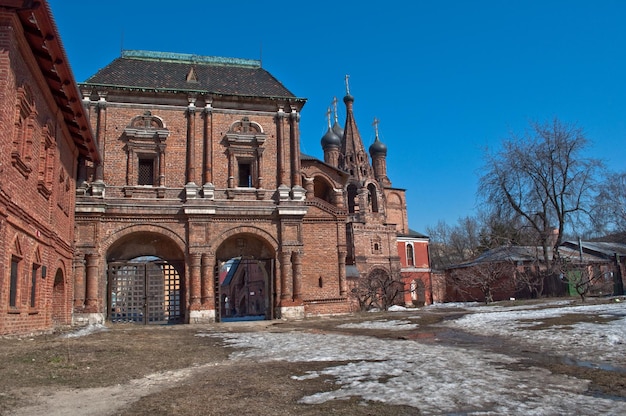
[215, 233, 276, 322]
[106, 232, 185, 324]
[51, 269, 67, 325]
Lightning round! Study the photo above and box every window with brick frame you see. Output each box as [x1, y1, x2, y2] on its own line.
[237, 160, 253, 187]
[371, 236, 382, 254]
[56, 169, 71, 215]
[137, 156, 156, 185]
[123, 111, 169, 187]
[30, 264, 40, 308]
[9, 256, 20, 308]
[12, 84, 37, 178]
[406, 243, 415, 267]
[37, 123, 56, 199]
[224, 117, 266, 189]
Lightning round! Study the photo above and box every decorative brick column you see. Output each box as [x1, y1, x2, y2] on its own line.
[292, 250, 303, 301]
[280, 250, 292, 301]
[189, 253, 201, 308]
[202, 102, 213, 185]
[201, 252, 215, 308]
[339, 250, 347, 296]
[186, 100, 197, 185]
[276, 108, 286, 186]
[73, 253, 85, 309]
[84, 253, 99, 311]
[289, 109, 301, 187]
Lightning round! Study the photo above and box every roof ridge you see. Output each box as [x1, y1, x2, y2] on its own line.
[121, 50, 261, 68]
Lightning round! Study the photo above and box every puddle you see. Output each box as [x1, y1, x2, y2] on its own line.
[416, 327, 626, 375]
[561, 357, 626, 374]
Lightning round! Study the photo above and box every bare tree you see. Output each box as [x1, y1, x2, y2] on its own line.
[591, 171, 626, 235]
[448, 260, 515, 304]
[351, 269, 404, 311]
[427, 216, 483, 269]
[561, 263, 611, 302]
[479, 119, 603, 294]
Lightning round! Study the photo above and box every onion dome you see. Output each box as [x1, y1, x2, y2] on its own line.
[369, 135, 387, 157]
[331, 120, 344, 140]
[321, 127, 341, 149]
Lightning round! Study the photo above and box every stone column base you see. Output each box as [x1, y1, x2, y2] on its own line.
[189, 309, 216, 323]
[73, 313, 105, 326]
[278, 305, 305, 320]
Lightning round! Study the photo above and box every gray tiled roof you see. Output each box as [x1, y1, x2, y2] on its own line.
[84, 50, 298, 98]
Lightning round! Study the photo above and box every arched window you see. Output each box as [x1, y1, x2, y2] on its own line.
[313, 177, 333, 203]
[367, 183, 378, 213]
[12, 84, 36, 177]
[406, 244, 414, 267]
[347, 184, 358, 213]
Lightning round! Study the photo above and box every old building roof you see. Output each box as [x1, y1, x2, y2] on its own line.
[85, 50, 299, 99]
[562, 241, 626, 258]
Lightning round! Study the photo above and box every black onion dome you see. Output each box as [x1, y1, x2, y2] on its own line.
[343, 93, 354, 104]
[369, 136, 387, 156]
[331, 121, 344, 140]
[321, 127, 341, 148]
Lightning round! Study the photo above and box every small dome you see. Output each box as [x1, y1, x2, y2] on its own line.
[321, 127, 341, 149]
[332, 121, 344, 140]
[369, 137, 387, 156]
[343, 93, 354, 104]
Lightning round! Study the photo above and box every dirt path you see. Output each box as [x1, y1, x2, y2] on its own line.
[8, 363, 219, 416]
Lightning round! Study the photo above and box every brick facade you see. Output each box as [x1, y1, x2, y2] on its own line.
[1, 3, 430, 331]
[71, 50, 431, 324]
[0, 1, 99, 335]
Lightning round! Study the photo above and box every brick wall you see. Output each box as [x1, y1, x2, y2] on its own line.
[0, 12, 77, 335]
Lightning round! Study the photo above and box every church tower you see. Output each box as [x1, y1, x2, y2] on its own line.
[320, 76, 403, 292]
[369, 118, 391, 187]
[339, 77, 374, 183]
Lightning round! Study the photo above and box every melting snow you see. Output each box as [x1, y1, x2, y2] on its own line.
[60, 323, 108, 338]
[198, 299, 626, 415]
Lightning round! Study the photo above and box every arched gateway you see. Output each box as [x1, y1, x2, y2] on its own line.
[106, 232, 185, 324]
[215, 233, 275, 322]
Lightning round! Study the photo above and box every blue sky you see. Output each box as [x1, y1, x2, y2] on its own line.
[47, 1, 626, 233]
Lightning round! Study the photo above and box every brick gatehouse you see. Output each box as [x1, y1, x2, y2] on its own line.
[74, 50, 431, 324]
[2, 1, 431, 334]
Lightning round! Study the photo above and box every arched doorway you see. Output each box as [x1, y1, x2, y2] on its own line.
[106, 232, 185, 325]
[215, 234, 275, 322]
[51, 269, 66, 325]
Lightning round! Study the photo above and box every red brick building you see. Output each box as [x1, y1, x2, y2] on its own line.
[72, 49, 431, 324]
[0, 0, 99, 334]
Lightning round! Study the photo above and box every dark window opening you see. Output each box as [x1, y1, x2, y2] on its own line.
[31, 264, 39, 307]
[138, 158, 154, 185]
[10, 257, 19, 307]
[406, 244, 414, 267]
[347, 184, 358, 213]
[238, 162, 252, 187]
[368, 183, 379, 213]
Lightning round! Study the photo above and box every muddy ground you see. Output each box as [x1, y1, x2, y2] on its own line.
[1, 300, 624, 416]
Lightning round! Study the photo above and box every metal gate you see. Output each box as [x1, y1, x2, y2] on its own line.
[108, 260, 182, 324]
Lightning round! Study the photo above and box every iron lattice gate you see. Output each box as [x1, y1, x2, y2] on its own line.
[108, 260, 182, 324]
